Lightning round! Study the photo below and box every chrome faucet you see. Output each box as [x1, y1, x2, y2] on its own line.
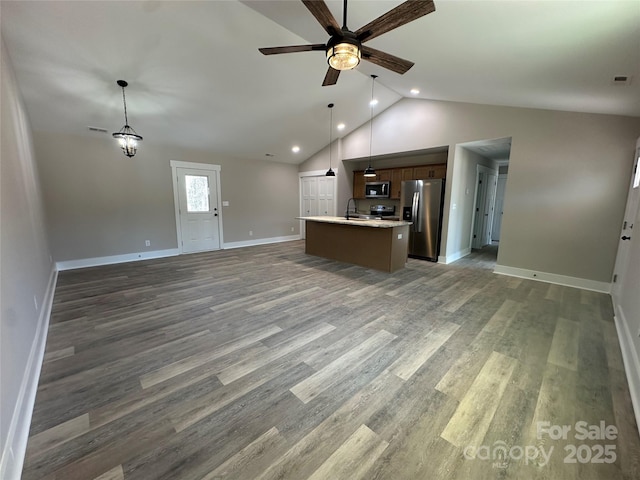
[345, 198, 357, 220]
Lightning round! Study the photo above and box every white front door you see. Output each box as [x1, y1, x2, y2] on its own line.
[176, 167, 221, 253]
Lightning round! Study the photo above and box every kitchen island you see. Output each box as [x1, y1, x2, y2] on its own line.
[297, 216, 412, 273]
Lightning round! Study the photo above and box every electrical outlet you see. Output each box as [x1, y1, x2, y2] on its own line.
[249, 230, 253, 236]
[222, 200, 230, 207]
[397, 233, 403, 239]
[291, 227, 294, 232]
[145, 240, 151, 247]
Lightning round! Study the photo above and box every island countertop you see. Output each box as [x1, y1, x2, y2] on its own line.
[297, 216, 412, 228]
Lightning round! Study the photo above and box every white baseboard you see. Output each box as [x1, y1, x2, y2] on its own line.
[56, 248, 180, 271]
[223, 235, 301, 250]
[613, 308, 640, 434]
[442, 247, 471, 264]
[493, 264, 611, 293]
[0, 267, 57, 480]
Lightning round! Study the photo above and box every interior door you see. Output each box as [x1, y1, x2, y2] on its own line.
[317, 177, 335, 216]
[473, 172, 488, 249]
[492, 174, 508, 241]
[176, 168, 220, 253]
[482, 173, 498, 245]
[301, 177, 318, 217]
[611, 144, 640, 303]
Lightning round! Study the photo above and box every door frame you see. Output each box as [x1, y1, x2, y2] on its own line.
[170, 160, 224, 253]
[299, 169, 338, 239]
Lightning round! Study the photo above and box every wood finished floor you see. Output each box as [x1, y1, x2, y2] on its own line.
[23, 241, 640, 479]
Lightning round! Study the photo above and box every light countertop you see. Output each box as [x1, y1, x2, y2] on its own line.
[297, 216, 412, 228]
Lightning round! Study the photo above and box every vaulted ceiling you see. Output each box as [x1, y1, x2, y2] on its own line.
[2, 1, 638, 164]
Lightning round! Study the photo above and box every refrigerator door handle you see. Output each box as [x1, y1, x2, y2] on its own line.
[412, 192, 420, 232]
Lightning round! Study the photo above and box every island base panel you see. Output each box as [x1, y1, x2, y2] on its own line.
[305, 222, 409, 273]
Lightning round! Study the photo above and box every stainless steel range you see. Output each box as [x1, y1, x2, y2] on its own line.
[370, 205, 396, 218]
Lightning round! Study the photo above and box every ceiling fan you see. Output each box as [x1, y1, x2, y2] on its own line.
[258, 0, 436, 86]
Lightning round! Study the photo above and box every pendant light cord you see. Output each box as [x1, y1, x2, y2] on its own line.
[369, 75, 377, 166]
[121, 86, 129, 126]
[329, 104, 333, 168]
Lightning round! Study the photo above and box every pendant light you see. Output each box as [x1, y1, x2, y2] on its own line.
[363, 74, 377, 178]
[326, 103, 336, 177]
[112, 80, 142, 158]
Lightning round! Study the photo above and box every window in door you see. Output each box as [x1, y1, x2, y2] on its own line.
[185, 175, 210, 212]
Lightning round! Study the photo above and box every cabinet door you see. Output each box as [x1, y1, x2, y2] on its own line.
[401, 167, 414, 181]
[376, 169, 392, 182]
[391, 169, 403, 199]
[413, 166, 433, 179]
[432, 164, 447, 179]
[353, 171, 366, 199]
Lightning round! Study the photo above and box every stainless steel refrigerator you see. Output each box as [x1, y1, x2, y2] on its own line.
[401, 179, 445, 261]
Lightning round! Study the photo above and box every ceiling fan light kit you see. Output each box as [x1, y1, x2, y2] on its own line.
[326, 31, 360, 70]
[112, 80, 142, 158]
[259, 0, 435, 86]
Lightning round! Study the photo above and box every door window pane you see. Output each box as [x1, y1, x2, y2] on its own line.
[185, 175, 209, 212]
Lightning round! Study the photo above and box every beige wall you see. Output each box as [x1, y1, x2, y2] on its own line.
[1, 39, 54, 477]
[301, 97, 640, 283]
[33, 132, 301, 262]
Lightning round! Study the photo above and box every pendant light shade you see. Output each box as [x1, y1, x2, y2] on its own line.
[364, 74, 377, 178]
[112, 80, 142, 158]
[326, 103, 336, 177]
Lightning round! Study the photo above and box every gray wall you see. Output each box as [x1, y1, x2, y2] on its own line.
[1, 39, 54, 476]
[34, 132, 301, 262]
[301, 98, 640, 283]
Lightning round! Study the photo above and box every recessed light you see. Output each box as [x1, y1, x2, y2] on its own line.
[291, 146, 300, 153]
[337, 123, 345, 131]
[369, 99, 378, 107]
[410, 88, 420, 95]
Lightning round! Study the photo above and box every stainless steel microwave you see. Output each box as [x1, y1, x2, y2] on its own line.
[365, 181, 390, 198]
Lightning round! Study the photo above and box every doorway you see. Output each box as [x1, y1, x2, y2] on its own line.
[454, 137, 511, 266]
[170, 161, 223, 253]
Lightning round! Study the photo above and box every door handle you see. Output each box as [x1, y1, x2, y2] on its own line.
[621, 236, 631, 240]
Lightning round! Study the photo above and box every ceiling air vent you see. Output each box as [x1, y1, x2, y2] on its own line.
[612, 75, 631, 85]
[87, 126, 108, 133]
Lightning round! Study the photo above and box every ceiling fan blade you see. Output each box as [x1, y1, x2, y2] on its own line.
[361, 45, 414, 74]
[356, 0, 435, 43]
[322, 67, 340, 86]
[259, 44, 326, 55]
[302, 0, 341, 36]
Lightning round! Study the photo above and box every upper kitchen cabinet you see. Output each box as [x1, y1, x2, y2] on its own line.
[352, 164, 447, 199]
[376, 169, 392, 182]
[413, 164, 447, 179]
[353, 171, 366, 199]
